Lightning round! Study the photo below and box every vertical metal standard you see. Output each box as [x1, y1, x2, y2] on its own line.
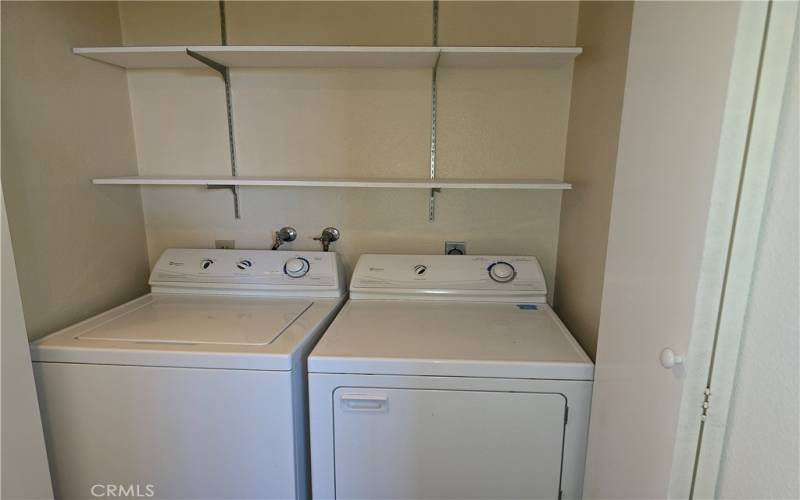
[222, 67, 241, 219]
[187, 0, 240, 219]
[218, 0, 239, 219]
[428, 0, 440, 221]
[218, 0, 228, 45]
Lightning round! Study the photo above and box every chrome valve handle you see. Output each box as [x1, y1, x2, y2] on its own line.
[271, 226, 297, 250]
[314, 227, 340, 252]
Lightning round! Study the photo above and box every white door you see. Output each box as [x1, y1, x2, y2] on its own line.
[583, 1, 796, 498]
[332, 387, 566, 500]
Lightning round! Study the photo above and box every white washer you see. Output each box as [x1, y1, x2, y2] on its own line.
[308, 254, 593, 500]
[31, 248, 346, 500]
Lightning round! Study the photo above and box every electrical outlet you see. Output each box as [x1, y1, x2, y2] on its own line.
[445, 241, 466, 255]
[215, 240, 235, 249]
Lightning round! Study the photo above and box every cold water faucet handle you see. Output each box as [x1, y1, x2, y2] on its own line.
[314, 227, 340, 252]
[271, 226, 297, 250]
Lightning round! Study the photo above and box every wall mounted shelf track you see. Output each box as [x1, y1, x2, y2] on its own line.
[73, 45, 582, 69]
[92, 176, 572, 190]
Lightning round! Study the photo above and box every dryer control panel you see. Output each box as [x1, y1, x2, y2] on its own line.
[350, 254, 547, 302]
[149, 249, 344, 296]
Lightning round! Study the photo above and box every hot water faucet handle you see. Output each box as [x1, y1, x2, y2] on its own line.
[271, 226, 297, 250]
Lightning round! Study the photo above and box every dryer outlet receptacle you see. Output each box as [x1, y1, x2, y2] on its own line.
[445, 241, 466, 255]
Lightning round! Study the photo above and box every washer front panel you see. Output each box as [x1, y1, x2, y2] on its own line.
[35, 363, 297, 500]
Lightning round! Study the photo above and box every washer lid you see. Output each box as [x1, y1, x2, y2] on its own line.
[30, 294, 344, 371]
[76, 295, 312, 345]
[308, 300, 593, 380]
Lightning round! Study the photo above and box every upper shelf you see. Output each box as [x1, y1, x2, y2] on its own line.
[92, 176, 572, 190]
[73, 46, 582, 69]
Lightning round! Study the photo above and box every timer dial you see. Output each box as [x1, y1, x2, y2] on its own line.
[284, 257, 310, 278]
[488, 262, 516, 283]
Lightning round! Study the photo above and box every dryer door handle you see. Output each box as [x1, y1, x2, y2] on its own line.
[340, 394, 389, 412]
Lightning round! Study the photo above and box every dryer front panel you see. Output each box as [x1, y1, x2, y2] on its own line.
[331, 387, 566, 500]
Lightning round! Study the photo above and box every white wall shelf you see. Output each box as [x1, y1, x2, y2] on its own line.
[74, 46, 582, 69]
[92, 176, 572, 190]
[79, 42, 580, 219]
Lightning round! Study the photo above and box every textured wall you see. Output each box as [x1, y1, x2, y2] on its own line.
[554, 1, 633, 359]
[118, 1, 578, 294]
[716, 28, 799, 499]
[1, 2, 150, 340]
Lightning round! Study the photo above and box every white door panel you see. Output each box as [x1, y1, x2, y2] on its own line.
[583, 1, 772, 498]
[332, 387, 566, 500]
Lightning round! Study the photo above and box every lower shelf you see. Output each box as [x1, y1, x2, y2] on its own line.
[92, 176, 572, 190]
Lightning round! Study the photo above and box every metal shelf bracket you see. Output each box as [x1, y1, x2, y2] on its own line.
[206, 184, 240, 206]
[185, 0, 241, 219]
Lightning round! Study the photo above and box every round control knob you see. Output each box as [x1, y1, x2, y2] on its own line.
[284, 257, 310, 278]
[236, 259, 253, 270]
[200, 259, 214, 270]
[488, 262, 516, 283]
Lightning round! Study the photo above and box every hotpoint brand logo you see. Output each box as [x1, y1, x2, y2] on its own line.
[368, 267, 384, 272]
[168, 261, 184, 266]
[91, 484, 155, 498]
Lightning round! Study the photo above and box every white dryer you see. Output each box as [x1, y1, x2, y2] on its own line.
[308, 254, 593, 500]
[31, 248, 346, 500]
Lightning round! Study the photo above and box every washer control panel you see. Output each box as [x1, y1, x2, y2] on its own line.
[350, 254, 547, 301]
[149, 249, 342, 292]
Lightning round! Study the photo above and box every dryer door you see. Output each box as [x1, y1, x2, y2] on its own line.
[332, 387, 567, 499]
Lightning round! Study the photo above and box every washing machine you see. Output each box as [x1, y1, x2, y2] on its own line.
[308, 254, 593, 500]
[31, 248, 346, 500]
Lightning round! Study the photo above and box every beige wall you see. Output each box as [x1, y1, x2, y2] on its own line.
[438, 1, 580, 46]
[120, 1, 579, 47]
[119, 1, 579, 294]
[1, 1, 150, 340]
[554, 1, 632, 359]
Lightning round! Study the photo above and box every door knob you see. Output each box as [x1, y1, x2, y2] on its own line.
[660, 348, 684, 369]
